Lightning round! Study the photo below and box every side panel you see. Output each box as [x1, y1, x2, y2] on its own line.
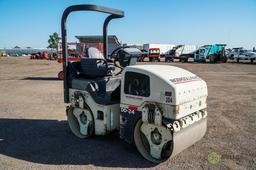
[69, 89, 120, 135]
[120, 104, 142, 143]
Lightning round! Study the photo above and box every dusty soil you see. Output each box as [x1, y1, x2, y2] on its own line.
[0, 57, 255, 170]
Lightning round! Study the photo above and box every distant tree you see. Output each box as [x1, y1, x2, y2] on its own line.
[14, 46, 20, 49]
[47, 32, 61, 50]
[26, 46, 32, 49]
[253, 47, 256, 52]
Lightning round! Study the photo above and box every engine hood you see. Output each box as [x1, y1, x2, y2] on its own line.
[123, 65, 208, 106]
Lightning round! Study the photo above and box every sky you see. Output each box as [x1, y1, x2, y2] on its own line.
[0, 0, 255, 49]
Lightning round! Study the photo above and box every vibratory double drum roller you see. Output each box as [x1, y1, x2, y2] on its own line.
[61, 4, 208, 163]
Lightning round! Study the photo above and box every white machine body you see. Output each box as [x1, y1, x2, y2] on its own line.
[119, 65, 208, 162]
[121, 65, 208, 119]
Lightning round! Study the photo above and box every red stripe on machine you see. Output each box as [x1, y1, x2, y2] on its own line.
[128, 105, 138, 111]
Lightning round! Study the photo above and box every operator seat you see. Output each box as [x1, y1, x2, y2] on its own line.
[70, 47, 121, 105]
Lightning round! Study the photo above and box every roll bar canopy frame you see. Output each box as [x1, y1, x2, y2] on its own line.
[61, 4, 124, 103]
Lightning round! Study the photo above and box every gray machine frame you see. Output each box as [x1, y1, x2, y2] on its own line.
[61, 4, 124, 103]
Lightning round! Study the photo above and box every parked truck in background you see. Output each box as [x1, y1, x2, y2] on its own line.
[179, 44, 227, 63]
[143, 44, 175, 55]
[148, 48, 160, 61]
[165, 45, 197, 62]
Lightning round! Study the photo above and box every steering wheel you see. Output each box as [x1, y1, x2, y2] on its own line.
[96, 59, 108, 69]
[86, 47, 117, 76]
[110, 47, 129, 75]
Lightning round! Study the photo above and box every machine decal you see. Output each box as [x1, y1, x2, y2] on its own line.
[164, 91, 172, 103]
[170, 76, 201, 84]
[121, 107, 135, 115]
[165, 91, 172, 96]
[165, 96, 172, 103]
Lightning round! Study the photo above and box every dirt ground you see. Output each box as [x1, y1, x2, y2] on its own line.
[0, 57, 255, 170]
